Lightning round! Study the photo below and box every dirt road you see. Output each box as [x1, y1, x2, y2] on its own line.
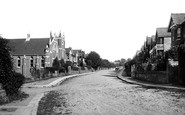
[37, 70, 185, 115]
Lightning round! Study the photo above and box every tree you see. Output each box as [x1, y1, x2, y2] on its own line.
[0, 36, 25, 96]
[52, 57, 60, 69]
[85, 51, 102, 70]
[119, 58, 126, 66]
[60, 59, 65, 67]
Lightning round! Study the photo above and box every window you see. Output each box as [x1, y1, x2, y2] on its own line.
[17, 56, 21, 67]
[30, 56, 34, 67]
[41, 56, 45, 67]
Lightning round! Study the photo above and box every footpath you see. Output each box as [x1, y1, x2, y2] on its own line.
[0, 72, 91, 115]
[117, 69, 185, 91]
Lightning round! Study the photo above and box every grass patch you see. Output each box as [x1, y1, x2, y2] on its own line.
[0, 91, 29, 105]
[37, 91, 61, 115]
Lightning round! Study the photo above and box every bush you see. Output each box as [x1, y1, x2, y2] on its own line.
[146, 63, 152, 71]
[45, 67, 57, 73]
[81, 66, 85, 70]
[71, 66, 79, 71]
[86, 66, 92, 70]
[3, 72, 25, 97]
[30, 67, 42, 79]
[60, 59, 65, 67]
[52, 57, 60, 68]
[59, 67, 65, 73]
[168, 65, 179, 83]
[65, 61, 72, 67]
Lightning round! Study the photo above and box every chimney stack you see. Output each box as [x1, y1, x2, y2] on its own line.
[26, 34, 31, 41]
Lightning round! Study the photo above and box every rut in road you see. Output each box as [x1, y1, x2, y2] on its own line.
[40, 70, 185, 115]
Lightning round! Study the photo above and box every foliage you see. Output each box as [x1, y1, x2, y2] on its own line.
[119, 58, 126, 66]
[52, 57, 60, 69]
[165, 47, 178, 60]
[0, 37, 25, 97]
[45, 67, 58, 73]
[177, 46, 185, 85]
[124, 59, 135, 76]
[30, 66, 42, 79]
[65, 61, 72, 67]
[78, 60, 84, 67]
[152, 55, 167, 71]
[3, 72, 25, 97]
[168, 65, 179, 83]
[58, 67, 65, 73]
[85, 51, 102, 70]
[0, 37, 13, 84]
[146, 63, 152, 71]
[60, 59, 65, 67]
[71, 66, 79, 71]
[134, 50, 150, 64]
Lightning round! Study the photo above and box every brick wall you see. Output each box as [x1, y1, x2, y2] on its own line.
[135, 71, 168, 84]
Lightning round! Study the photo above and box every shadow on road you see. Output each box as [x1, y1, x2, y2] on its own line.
[102, 74, 117, 77]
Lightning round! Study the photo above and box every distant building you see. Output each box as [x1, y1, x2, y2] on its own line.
[65, 48, 86, 66]
[8, 32, 65, 78]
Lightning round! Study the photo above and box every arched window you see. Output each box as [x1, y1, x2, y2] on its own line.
[17, 56, 21, 67]
[30, 56, 34, 67]
[41, 56, 45, 67]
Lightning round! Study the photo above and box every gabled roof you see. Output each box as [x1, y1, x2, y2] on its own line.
[65, 47, 72, 54]
[168, 13, 185, 31]
[8, 38, 50, 55]
[156, 27, 171, 38]
[72, 50, 80, 55]
[171, 13, 185, 25]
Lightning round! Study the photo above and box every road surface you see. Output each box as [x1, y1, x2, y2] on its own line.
[38, 70, 185, 115]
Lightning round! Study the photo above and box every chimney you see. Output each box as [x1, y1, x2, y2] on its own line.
[26, 34, 31, 41]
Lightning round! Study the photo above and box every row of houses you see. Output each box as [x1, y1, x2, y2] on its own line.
[139, 13, 185, 61]
[7, 32, 86, 78]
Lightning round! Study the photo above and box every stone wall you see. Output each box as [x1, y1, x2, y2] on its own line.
[135, 71, 168, 84]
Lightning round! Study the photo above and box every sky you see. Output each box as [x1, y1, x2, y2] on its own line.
[0, 0, 185, 62]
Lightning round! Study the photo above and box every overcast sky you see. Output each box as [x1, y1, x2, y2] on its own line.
[0, 0, 185, 61]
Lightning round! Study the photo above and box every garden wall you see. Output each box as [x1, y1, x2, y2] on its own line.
[134, 71, 168, 84]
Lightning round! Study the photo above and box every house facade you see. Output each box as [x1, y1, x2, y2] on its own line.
[167, 13, 185, 83]
[168, 13, 185, 46]
[8, 32, 65, 78]
[150, 27, 171, 57]
[65, 47, 73, 62]
[65, 48, 86, 66]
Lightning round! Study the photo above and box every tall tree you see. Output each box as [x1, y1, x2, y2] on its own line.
[0, 36, 13, 83]
[85, 51, 101, 70]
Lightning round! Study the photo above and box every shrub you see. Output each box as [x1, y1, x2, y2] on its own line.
[30, 67, 42, 79]
[0, 37, 25, 97]
[45, 67, 57, 73]
[81, 66, 85, 70]
[72, 66, 79, 71]
[3, 72, 25, 97]
[60, 59, 65, 67]
[168, 65, 179, 83]
[52, 57, 60, 69]
[65, 61, 72, 67]
[59, 67, 65, 73]
[146, 63, 152, 71]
